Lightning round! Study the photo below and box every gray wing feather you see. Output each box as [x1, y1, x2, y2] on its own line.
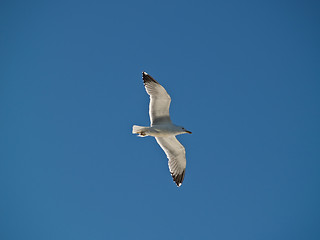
[155, 136, 186, 187]
[142, 72, 171, 125]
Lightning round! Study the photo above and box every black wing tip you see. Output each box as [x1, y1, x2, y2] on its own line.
[142, 71, 159, 85]
[171, 170, 185, 187]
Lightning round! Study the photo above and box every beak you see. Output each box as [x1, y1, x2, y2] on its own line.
[185, 130, 192, 134]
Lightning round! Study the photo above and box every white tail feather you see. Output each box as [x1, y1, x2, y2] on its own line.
[132, 125, 148, 137]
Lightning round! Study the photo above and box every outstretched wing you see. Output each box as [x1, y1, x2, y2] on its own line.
[155, 136, 186, 187]
[143, 72, 171, 125]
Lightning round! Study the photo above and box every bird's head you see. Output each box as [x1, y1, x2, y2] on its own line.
[181, 127, 192, 134]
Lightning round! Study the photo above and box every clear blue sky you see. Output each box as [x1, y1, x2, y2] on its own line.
[1, 0, 319, 239]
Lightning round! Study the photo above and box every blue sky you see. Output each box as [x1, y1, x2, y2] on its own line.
[1, 0, 319, 239]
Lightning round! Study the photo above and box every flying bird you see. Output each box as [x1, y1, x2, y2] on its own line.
[132, 72, 192, 187]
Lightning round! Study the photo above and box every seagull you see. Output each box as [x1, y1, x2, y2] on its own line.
[132, 72, 192, 187]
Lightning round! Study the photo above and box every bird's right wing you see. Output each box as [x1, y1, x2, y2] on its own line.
[143, 72, 171, 125]
[155, 136, 186, 187]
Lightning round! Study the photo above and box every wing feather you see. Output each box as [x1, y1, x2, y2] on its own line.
[155, 136, 186, 187]
[142, 72, 171, 125]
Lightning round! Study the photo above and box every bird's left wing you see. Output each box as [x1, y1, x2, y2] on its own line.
[143, 72, 172, 125]
[155, 136, 186, 187]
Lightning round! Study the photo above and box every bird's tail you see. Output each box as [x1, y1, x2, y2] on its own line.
[132, 125, 148, 137]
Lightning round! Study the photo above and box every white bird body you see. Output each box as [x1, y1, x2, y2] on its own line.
[132, 72, 192, 187]
[132, 124, 188, 137]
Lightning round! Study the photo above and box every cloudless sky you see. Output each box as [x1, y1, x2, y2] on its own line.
[1, 0, 319, 239]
